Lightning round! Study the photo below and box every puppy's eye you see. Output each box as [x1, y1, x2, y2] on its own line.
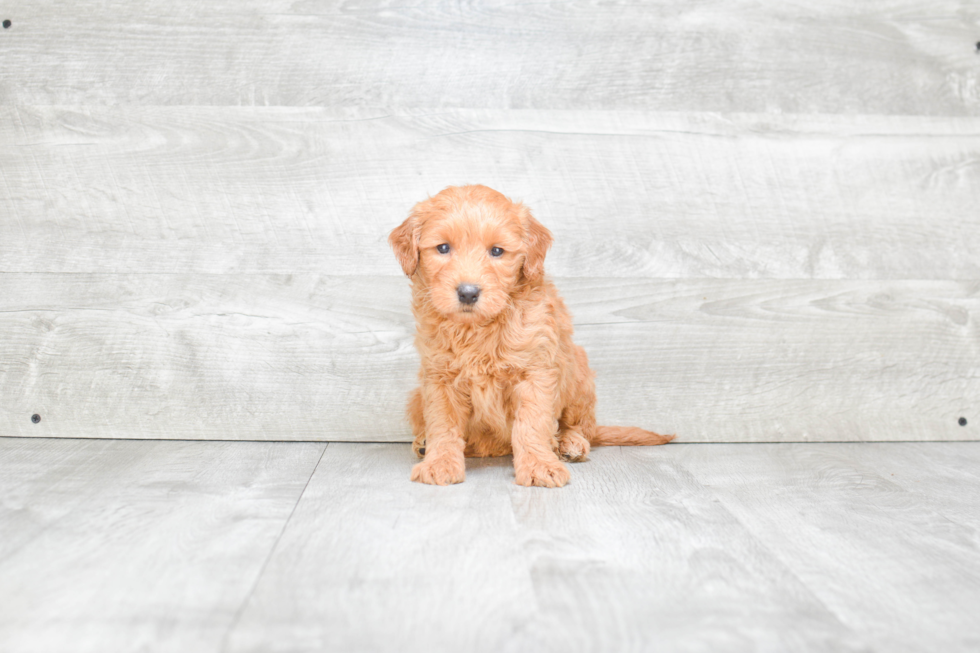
[436, 244, 450, 254]
[490, 246, 504, 257]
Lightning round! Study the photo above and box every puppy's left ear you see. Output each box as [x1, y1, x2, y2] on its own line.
[518, 204, 553, 282]
[388, 213, 420, 276]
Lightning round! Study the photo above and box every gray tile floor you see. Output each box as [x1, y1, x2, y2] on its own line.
[2, 438, 978, 652]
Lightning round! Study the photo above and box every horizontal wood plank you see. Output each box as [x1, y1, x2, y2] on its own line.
[0, 1, 977, 113]
[1, 274, 975, 442]
[2, 108, 979, 279]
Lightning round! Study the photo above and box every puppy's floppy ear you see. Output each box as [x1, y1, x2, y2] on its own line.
[518, 203, 553, 282]
[389, 211, 421, 276]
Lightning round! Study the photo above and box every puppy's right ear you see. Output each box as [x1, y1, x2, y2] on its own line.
[518, 204, 553, 283]
[389, 213, 420, 276]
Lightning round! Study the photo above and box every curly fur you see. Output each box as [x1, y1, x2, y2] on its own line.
[389, 185, 673, 487]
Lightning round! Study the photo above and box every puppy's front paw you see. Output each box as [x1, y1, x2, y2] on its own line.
[515, 459, 570, 488]
[411, 456, 465, 485]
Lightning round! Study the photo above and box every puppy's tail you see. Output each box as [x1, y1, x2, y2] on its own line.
[592, 426, 675, 447]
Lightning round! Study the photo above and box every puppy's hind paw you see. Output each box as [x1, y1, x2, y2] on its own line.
[412, 435, 426, 459]
[411, 457, 465, 486]
[558, 430, 590, 462]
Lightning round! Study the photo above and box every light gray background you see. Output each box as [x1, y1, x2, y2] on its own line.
[1, 1, 977, 441]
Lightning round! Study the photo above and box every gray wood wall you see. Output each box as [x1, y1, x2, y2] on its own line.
[1, 1, 977, 442]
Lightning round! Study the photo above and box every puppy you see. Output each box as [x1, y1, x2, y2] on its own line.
[389, 185, 672, 487]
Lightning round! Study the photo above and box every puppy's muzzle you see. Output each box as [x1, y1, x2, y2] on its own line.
[457, 283, 481, 305]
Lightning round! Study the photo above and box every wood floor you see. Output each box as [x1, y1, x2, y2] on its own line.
[2, 437, 978, 652]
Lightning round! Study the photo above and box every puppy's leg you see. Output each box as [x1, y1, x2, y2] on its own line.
[407, 387, 426, 459]
[557, 345, 596, 462]
[556, 397, 595, 463]
[411, 383, 468, 485]
[511, 376, 570, 488]
[558, 424, 591, 462]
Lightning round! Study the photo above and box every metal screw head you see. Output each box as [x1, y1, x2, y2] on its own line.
[31, 414, 41, 424]
[960, 417, 968, 427]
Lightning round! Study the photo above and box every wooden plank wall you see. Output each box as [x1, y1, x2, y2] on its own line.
[1, 1, 977, 441]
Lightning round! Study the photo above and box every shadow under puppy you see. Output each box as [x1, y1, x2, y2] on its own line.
[389, 185, 672, 487]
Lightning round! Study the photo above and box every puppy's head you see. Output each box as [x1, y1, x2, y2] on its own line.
[389, 185, 552, 323]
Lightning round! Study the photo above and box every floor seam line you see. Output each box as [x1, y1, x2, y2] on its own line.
[218, 441, 329, 653]
[676, 454, 864, 641]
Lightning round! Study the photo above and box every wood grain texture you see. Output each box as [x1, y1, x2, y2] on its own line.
[674, 442, 980, 652]
[1, 274, 975, 442]
[500, 445, 859, 653]
[0, 437, 325, 653]
[226, 443, 540, 653]
[224, 442, 980, 652]
[0, 1, 977, 113]
[2, 107, 978, 279]
[3, 439, 977, 652]
[0, 273, 417, 441]
[224, 442, 847, 653]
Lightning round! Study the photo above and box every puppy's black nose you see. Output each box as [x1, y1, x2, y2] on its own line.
[457, 283, 481, 305]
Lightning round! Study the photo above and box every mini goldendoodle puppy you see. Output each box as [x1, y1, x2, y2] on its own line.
[389, 185, 673, 487]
